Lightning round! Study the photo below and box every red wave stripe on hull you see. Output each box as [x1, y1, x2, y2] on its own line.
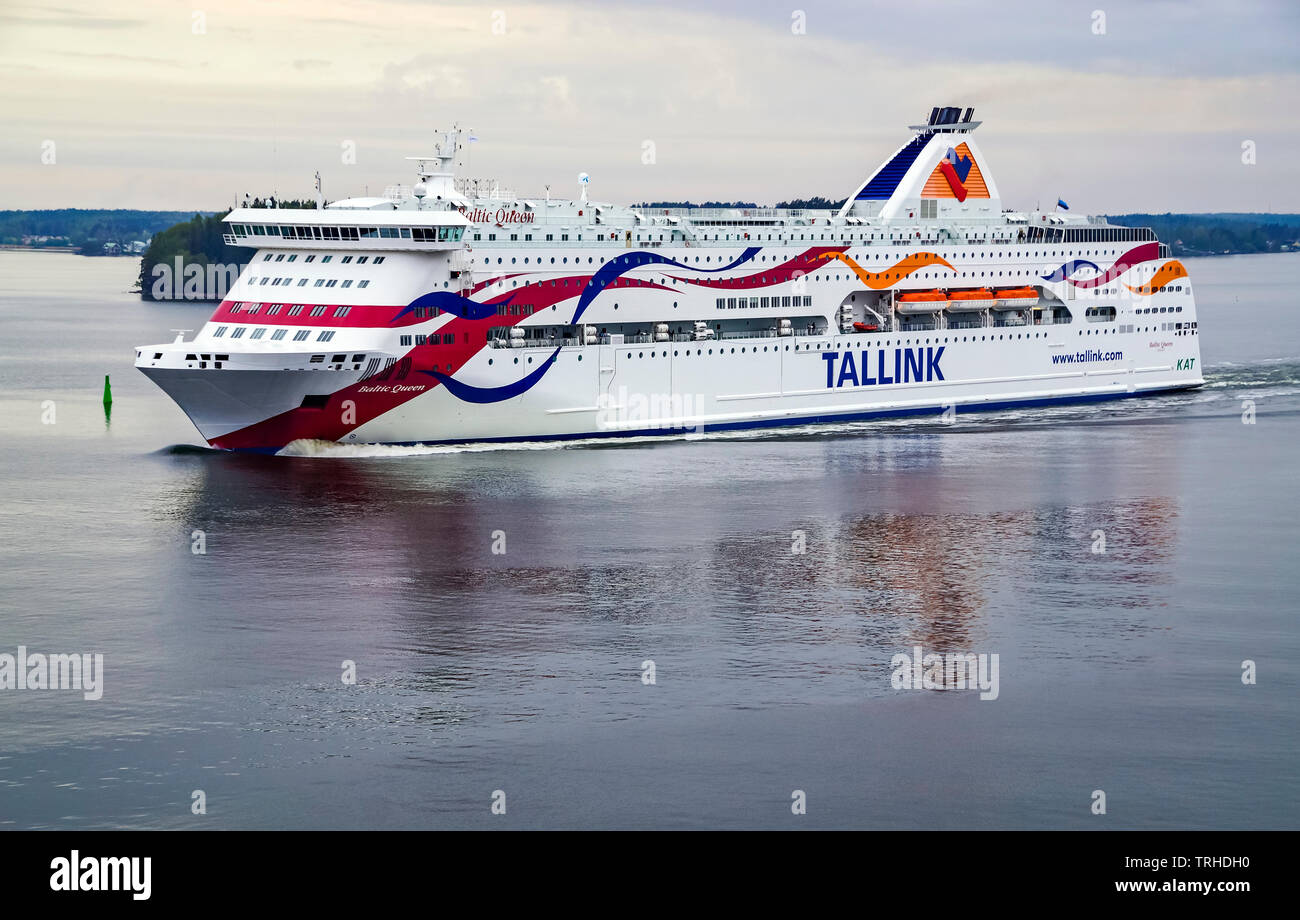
[1068, 242, 1160, 288]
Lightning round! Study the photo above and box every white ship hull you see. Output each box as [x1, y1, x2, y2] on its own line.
[141, 316, 1202, 450]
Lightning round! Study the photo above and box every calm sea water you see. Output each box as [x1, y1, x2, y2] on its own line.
[0, 249, 1297, 829]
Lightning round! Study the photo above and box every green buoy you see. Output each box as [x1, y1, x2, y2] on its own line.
[103, 374, 113, 407]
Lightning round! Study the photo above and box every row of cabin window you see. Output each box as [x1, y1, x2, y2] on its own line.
[477, 246, 1132, 268]
[261, 254, 386, 265]
[230, 303, 352, 318]
[469, 230, 1059, 244]
[399, 333, 458, 346]
[236, 224, 462, 242]
[250, 277, 371, 289]
[717, 295, 814, 310]
[212, 326, 337, 343]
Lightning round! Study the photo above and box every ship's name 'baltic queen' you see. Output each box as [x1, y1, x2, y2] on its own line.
[457, 206, 535, 224]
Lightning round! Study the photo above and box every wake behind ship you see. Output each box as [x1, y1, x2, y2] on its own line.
[137, 106, 1203, 451]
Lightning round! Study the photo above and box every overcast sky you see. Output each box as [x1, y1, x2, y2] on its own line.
[3, 0, 1298, 213]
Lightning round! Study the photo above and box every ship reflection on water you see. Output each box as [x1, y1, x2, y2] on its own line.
[151, 423, 1184, 708]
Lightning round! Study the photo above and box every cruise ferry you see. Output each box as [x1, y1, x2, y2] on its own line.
[136, 106, 1203, 451]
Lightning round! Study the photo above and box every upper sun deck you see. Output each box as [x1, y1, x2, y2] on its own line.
[224, 109, 1159, 253]
[225, 200, 1157, 254]
[223, 206, 470, 250]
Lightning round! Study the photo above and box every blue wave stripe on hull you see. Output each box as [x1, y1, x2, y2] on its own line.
[570, 247, 760, 324]
[420, 347, 561, 403]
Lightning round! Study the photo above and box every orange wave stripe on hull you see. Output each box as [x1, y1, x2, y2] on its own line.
[1126, 260, 1188, 295]
[817, 251, 957, 289]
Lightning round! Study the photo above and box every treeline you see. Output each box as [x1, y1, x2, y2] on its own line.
[124, 203, 1300, 302]
[1104, 213, 1300, 255]
[633, 202, 1300, 255]
[137, 200, 316, 300]
[0, 208, 202, 253]
[634, 197, 844, 210]
[138, 212, 241, 301]
[634, 200, 760, 209]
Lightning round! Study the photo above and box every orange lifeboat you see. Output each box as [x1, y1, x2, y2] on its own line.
[896, 289, 947, 315]
[993, 287, 1039, 309]
[944, 288, 997, 312]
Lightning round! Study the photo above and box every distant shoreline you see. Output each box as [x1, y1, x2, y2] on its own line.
[0, 244, 81, 253]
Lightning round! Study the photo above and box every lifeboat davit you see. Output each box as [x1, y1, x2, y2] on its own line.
[896, 289, 946, 315]
[944, 288, 997, 312]
[993, 287, 1039, 309]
